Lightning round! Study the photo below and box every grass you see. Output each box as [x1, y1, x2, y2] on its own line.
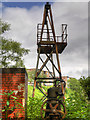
[28, 85, 69, 99]
[28, 85, 52, 99]
[28, 85, 44, 99]
[27, 85, 89, 119]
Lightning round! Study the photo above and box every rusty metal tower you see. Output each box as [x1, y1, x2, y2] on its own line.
[32, 2, 67, 99]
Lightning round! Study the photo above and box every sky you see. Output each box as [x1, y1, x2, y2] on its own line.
[1, 0, 89, 2]
[0, 1, 89, 79]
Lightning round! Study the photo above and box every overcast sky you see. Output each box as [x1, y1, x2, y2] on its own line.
[1, 1, 89, 79]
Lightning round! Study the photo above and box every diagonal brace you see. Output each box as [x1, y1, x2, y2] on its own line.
[37, 50, 53, 77]
[39, 56, 54, 78]
[46, 53, 61, 78]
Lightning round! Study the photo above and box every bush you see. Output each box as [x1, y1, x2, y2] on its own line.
[27, 78, 90, 119]
[27, 97, 43, 119]
[65, 88, 90, 119]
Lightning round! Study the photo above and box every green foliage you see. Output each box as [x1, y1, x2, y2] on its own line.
[65, 88, 90, 119]
[68, 78, 86, 102]
[1, 91, 15, 119]
[79, 76, 90, 100]
[28, 85, 43, 99]
[28, 85, 51, 99]
[27, 70, 35, 83]
[0, 19, 30, 68]
[0, 19, 10, 34]
[27, 77, 90, 119]
[2, 78, 89, 119]
[65, 77, 90, 119]
[1, 91, 25, 119]
[27, 85, 50, 119]
[27, 69, 47, 83]
[27, 97, 43, 119]
[68, 78, 80, 91]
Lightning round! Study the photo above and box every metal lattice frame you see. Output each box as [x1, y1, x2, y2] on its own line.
[32, 2, 67, 101]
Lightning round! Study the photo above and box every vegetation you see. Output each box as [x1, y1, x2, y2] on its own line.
[27, 97, 43, 119]
[28, 85, 43, 99]
[0, 19, 30, 68]
[27, 77, 90, 119]
[2, 81, 89, 119]
[1, 19, 89, 120]
[27, 69, 47, 83]
[27, 70, 35, 83]
[65, 89, 89, 119]
[1, 91, 24, 119]
[64, 77, 90, 119]
[79, 76, 90, 100]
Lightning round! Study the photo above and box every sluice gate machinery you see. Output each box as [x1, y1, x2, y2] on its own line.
[32, 2, 68, 120]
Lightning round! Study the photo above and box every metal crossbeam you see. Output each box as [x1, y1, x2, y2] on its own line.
[32, 2, 67, 99]
[39, 56, 54, 78]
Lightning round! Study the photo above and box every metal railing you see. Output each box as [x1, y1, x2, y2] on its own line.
[37, 23, 67, 44]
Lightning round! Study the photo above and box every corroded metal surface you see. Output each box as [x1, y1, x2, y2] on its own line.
[32, 2, 68, 120]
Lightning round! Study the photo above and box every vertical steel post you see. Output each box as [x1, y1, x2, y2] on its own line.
[40, 8, 46, 42]
[50, 8, 65, 98]
[49, 8, 62, 79]
[51, 54, 56, 86]
[32, 48, 40, 97]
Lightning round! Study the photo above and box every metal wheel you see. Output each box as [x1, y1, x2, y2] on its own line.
[41, 100, 51, 120]
[41, 99, 66, 120]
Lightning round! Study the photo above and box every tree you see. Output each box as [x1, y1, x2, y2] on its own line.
[65, 77, 89, 119]
[27, 69, 47, 84]
[0, 19, 30, 68]
[68, 78, 81, 91]
[27, 70, 35, 83]
[67, 78, 86, 101]
[79, 76, 90, 100]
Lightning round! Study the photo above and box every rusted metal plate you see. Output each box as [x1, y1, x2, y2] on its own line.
[37, 42, 67, 54]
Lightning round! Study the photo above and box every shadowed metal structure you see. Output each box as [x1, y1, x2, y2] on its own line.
[32, 2, 68, 120]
